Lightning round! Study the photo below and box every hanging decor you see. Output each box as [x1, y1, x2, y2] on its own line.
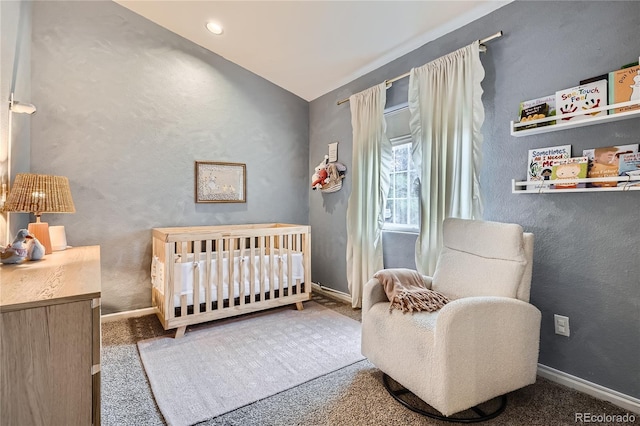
[311, 142, 346, 193]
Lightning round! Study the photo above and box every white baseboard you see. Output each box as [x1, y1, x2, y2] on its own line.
[101, 307, 156, 323]
[311, 282, 352, 305]
[537, 364, 640, 415]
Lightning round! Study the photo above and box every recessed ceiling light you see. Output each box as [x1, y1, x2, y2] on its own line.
[206, 22, 223, 35]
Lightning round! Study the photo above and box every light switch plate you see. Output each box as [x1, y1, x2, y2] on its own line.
[554, 314, 570, 337]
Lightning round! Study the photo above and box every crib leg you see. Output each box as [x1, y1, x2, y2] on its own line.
[295, 302, 304, 311]
[175, 326, 187, 339]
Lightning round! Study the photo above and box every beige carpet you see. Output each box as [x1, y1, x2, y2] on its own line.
[137, 301, 364, 426]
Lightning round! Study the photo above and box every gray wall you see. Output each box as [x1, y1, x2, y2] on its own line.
[310, 1, 639, 398]
[30, 1, 309, 314]
[1, 0, 32, 244]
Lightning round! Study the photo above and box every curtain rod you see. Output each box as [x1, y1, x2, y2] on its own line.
[336, 31, 503, 106]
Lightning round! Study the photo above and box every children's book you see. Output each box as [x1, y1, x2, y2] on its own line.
[527, 145, 571, 189]
[551, 157, 589, 189]
[555, 80, 608, 121]
[516, 95, 556, 131]
[608, 64, 640, 114]
[583, 144, 639, 187]
[618, 152, 640, 187]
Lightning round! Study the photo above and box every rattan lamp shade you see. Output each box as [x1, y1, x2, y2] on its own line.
[3, 173, 76, 254]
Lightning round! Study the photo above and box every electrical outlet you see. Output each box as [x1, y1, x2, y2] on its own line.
[554, 314, 570, 337]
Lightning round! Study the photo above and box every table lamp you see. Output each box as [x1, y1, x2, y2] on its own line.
[2, 173, 75, 254]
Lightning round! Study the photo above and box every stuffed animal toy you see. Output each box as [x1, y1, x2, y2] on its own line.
[1, 229, 31, 264]
[312, 168, 329, 189]
[311, 155, 329, 190]
[27, 235, 46, 260]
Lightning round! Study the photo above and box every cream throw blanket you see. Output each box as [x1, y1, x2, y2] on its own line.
[374, 268, 450, 313]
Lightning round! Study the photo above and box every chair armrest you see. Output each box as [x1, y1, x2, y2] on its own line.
[435, 296, 541, 346]
[362, 273, 435, 314]
[362, 278, 388, 314]
[437, 296, 540, 329]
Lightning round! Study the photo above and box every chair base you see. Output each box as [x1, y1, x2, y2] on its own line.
[382, 374, 507, 423]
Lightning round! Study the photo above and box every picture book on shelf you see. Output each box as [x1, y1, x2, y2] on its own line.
[583, 144, 639, 187]
[618, 152, 640, 187]
[608, 64, 640, 114]
[516, 95, 556, 131]
[555, 80, 608, 122]
[551, 157, 589, 189]
[527, 145, 571, 189]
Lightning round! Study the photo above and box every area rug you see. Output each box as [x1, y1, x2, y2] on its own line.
[137, 302, 364, 426]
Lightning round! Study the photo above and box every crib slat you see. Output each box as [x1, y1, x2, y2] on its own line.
[259, 236, 265, 301]
[249, 237, 256, 304]
[268, 236, 275, 300]
[216, 239, 224, 310]
[205, 240, 212, 313]
[295, 233, 302, 294]
[287, 234, 293, 295]
[165, 243, 174, 320]
[181, 294, 188, 317]
[228, 238, 235, 308]
[238, 237, 245, 306]
[278, 235, 284, 298]
[178, 242, 189, 317]
[193, 240, 201, 314]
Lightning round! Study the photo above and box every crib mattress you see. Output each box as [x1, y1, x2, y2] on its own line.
[152, 251, 304, 306]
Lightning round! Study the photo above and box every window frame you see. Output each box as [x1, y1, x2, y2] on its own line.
[384, 134, 420, 233]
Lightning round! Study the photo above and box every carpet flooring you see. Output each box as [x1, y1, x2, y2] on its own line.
[102, 294, 636, 425]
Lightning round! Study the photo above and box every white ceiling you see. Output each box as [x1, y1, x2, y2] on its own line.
[115, 1, 510, 101]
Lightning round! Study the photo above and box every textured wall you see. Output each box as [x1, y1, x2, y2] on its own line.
[30, 1, 309, 314]
[1, 0, 32, 244]
[310, 1, 640, 398]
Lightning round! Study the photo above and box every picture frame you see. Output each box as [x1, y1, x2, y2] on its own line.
[195, 161, 246, 203]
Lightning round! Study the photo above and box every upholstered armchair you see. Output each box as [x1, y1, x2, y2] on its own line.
[362, 218, 541, 421]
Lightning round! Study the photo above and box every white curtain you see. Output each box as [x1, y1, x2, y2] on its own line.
[346, 83, 392, 308]
[409, 41, 485, 275]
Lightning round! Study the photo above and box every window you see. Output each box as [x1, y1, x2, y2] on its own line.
[384, 137, 420, 231]
[383, 106, 419, 231]
[383, 106, 419, 232]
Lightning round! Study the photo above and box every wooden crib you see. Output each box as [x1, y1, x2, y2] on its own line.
[151, 223, 311, 337]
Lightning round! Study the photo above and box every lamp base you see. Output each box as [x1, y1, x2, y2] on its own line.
[28, 221, 52, 255]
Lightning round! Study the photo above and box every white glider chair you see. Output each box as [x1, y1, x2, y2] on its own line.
[362, 218, 541, 422]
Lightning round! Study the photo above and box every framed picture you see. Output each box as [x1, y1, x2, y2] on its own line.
[195, 161, 246, 203]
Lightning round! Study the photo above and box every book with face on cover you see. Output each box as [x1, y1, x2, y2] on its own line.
[583, 144, 639, 187]
[551, 157, 589, 189]
[527, 145, 571, 189]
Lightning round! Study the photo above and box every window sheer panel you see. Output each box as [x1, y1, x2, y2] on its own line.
[409, 41, 485, 276]
[346, 83, 392, 308]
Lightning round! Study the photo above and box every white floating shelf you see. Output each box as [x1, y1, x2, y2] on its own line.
[510, 100, 640, 137]
[512, 176, 640, 194]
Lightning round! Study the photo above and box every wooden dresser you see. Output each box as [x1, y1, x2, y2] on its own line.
[0, 245, 101, 426]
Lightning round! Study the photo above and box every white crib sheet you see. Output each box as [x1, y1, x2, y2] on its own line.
[151, 250, 304, 307]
